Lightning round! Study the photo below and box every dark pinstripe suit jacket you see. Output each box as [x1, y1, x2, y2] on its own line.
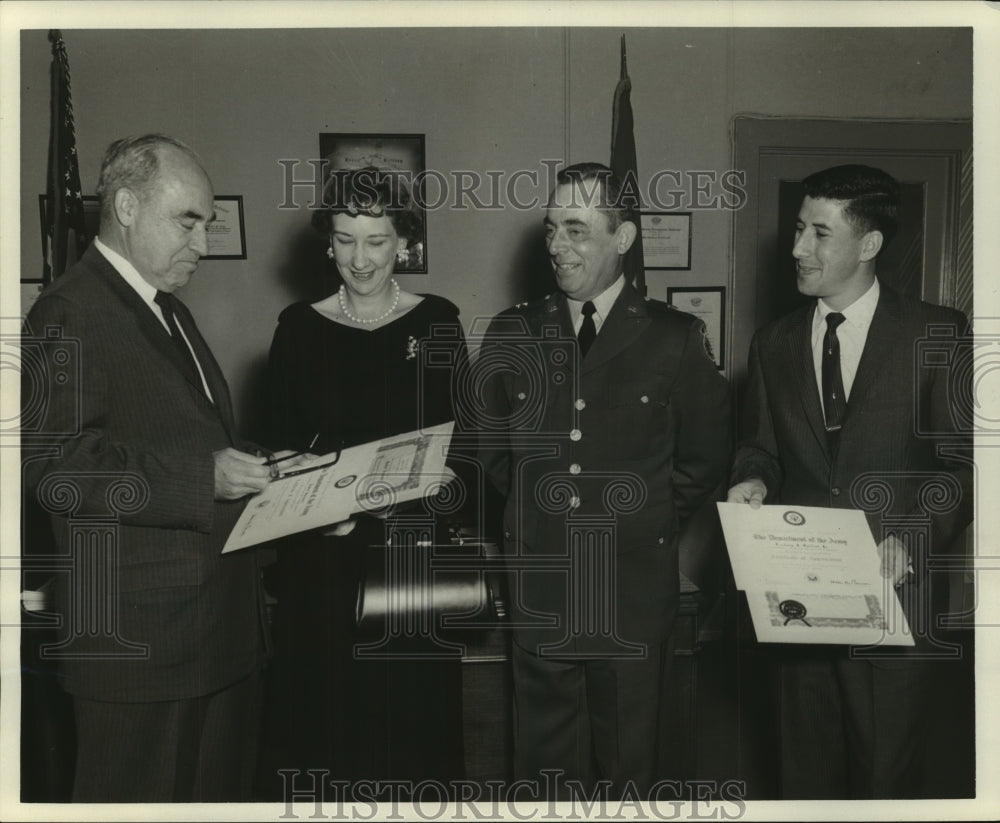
[23, 244, 267, 701]
[731, 283, 973, 646]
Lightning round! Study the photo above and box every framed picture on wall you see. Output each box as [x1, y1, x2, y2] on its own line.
[640, 211, 691, 270]
[319, 132, 428, 273]
[204, 196, 247, 260]
[667, 286, 725, 370]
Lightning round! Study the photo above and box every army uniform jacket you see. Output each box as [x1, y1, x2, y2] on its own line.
[478, 283, 732, 655]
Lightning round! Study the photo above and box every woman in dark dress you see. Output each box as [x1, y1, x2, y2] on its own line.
[264, 167, 468, 792]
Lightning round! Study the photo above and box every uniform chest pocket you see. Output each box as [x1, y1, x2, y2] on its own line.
[606, 380, 673, 460]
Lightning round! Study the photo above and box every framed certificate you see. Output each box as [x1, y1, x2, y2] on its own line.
[205, 195, 247, 259]
[667, 286, 725, 370]
[640, 211, 691, 270]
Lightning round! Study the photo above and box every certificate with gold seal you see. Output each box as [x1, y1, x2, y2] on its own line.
[717, 502, 913, 646]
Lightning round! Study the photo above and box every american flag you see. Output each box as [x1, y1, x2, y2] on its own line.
[43, 29, 87, 283]
[610, 34, 647, 298]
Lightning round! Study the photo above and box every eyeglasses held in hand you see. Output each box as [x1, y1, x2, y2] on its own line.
[264, 433, 320, 467]
[273, 440, 345, 481]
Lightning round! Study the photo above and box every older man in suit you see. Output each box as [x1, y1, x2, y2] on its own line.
[22, 134, 288, 801]
[479, 162, 731, 797]
[727, 164, 973, 798]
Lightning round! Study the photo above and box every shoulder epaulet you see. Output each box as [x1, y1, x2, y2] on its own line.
[509, 293, 554, 314]
[642, 297, 675, 319]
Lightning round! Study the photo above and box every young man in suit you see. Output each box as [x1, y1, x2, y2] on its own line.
[728, 164, 973, 798]
[479, 162, 731, 797]
[22, 134, 292, 801]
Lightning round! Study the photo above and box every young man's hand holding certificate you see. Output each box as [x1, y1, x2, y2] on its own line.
[717, 502, 913, 646]
[223, 421, 455, 553]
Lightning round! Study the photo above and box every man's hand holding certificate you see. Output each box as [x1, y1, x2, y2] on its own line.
[223, 422, 455, 553]
[717, 502, 913, 646]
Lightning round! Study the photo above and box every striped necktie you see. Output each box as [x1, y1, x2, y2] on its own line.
[822, 311, 848, 434]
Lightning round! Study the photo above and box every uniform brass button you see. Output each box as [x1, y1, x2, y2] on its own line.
[569, 463, 581, 475]
[658, 537, 664, 545]
[575, 398, 586, 411]
[640, 395, 649, 404]
[569, 496, 581, 509]
[569, 429, 582, 442]
[831, 487, 841, 497]
[517, 392, 526, 400]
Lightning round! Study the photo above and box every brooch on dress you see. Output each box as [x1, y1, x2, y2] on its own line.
[405, 336, 419, 360]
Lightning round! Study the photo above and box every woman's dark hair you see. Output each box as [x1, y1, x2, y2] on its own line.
[311, 166, 423, 247]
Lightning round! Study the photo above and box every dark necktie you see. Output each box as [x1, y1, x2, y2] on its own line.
[822, 312, 848, 434]
[578, 300, 597, 358]
[154, 290, 202, 386]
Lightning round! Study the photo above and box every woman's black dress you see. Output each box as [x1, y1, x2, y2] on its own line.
[262, 294, 468, 789]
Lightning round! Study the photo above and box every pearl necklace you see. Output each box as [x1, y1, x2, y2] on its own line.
[338, 278, 400, 325]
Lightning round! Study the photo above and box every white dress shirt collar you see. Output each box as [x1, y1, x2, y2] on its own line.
[567, 275, 626, 334]
[811, 277, 880, 405]
[93, 237, 213, 401]
[813, 277, 880, 335]
[94, 237, 161, 319]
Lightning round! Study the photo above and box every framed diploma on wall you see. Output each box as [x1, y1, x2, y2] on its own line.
[667, 286, 725, 370]
[204, 196, 247, 260]
[640, 211, 691, 270]
[319, 132, 428, 273]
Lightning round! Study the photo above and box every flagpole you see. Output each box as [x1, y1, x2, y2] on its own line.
[620, 34, 627, 107]
[44, 29, 86, 284]
[610, 34, 646, 297]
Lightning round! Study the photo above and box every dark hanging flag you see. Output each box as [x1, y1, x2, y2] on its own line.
[43, 29, 87, 283]
[610, 34, 646, 297]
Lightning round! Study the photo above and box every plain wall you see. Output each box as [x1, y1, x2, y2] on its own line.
[19, 26, 972, 436]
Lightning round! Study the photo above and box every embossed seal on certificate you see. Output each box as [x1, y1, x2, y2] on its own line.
[783, 510, 806, 526]
[780, 599, 811, 626]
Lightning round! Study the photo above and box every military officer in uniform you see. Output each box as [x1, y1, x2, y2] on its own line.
[478, 162, 731, 797]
